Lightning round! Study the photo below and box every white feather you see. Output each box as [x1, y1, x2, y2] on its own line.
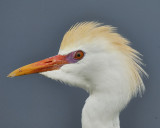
[41, 37, 137, 128]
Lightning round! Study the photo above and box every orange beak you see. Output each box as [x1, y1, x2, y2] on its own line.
[8, 55, 69, 77]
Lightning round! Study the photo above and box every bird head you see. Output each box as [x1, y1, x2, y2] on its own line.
[8, 22, 147, 98]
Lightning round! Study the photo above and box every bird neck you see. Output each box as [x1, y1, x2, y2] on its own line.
[80, 58, 133, 128]
[82, 92, 120, 128]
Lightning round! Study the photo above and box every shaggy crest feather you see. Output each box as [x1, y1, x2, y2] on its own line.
[60, 21, 148, 97]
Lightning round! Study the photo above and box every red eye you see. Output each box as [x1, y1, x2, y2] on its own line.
[74, 50, 84, 60]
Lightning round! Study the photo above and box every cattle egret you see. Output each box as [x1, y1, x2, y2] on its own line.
[8, 22, 147, 128]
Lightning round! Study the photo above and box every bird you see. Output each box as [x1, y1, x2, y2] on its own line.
[8, 22, 147, 128]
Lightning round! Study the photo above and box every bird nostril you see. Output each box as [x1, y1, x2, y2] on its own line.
[45, 60, 53, 63]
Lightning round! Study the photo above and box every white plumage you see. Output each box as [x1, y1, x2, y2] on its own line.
[8, 22, 147, 128]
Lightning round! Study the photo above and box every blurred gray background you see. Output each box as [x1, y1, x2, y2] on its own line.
[0, 0, 160, 128]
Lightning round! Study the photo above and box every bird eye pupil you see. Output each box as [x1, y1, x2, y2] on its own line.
[77, 53, 81, 57]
